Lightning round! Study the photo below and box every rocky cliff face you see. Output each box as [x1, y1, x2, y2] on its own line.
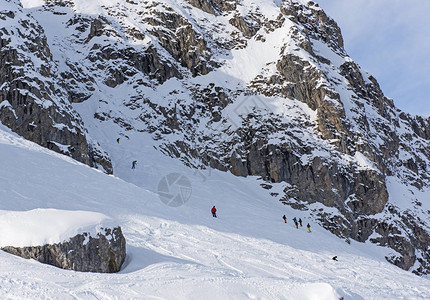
[2, 227, 126, 273]
[2, 0, 430, 275]
[0, 0, 112, 173]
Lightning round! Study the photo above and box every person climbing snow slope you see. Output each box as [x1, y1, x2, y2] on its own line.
[282, 215, 287, 223]
[211, 206, 217, 218]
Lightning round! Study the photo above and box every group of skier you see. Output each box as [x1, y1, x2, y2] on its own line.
[210, 206, 311, 233]
[284, 215, 311, 232]
[208, 207, 335, 261]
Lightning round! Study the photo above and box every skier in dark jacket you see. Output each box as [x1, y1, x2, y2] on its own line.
[307, 223, 311, 232]
[117, 138, 120, 144]
[282, 215, 287, 223]
[132, 160, 137, 169]
[293, 217, 298, 229]
[211, 206, 217, 218]
[299, 218, 302, 227]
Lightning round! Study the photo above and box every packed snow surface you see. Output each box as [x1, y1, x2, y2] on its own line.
[0, 209, 110, 247]
[1, 124, 429, 300]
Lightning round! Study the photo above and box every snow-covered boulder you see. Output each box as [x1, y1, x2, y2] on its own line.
[0, 209, 126, 273]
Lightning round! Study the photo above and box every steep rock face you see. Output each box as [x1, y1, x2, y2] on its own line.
[144, 5, 212, 76]
[2, 227, 126, 273]
[187, 0, 237, 15]
[229, 14, 262, 39]
[280, 0, 344, 53]
[0, 0, 112, 173]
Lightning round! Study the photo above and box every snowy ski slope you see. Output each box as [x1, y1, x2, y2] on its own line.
[0, 125, 429, 299]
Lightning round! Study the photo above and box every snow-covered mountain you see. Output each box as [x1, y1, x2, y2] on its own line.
[1, 0, 430, 285]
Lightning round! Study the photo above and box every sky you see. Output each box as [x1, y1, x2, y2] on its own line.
[316, 0, 430, 117]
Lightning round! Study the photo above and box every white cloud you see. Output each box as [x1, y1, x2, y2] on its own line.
[316, 0, 430, 116]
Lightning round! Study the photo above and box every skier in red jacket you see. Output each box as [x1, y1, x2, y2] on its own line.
[211, 206, 217, 218]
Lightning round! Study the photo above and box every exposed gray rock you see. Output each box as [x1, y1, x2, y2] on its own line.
[187, 0, 237, 15]
[229, 15, 261, 38]
[90, 44, 183, 86]
[280, 0, 345, 55]
[2, 227, 126, 273]
[0, 2, 112, 173]
[144, 7, 212, 76]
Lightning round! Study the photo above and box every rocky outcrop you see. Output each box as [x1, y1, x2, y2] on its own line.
[0, 1, 112, 173]
[144, 6, 212, 76]
[2, 227, 126, 273]
[187, 0, 237, 15]
[281, 0, 345, 55]
[89, 44, 183, 86]
[229, 15, 261, 38]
